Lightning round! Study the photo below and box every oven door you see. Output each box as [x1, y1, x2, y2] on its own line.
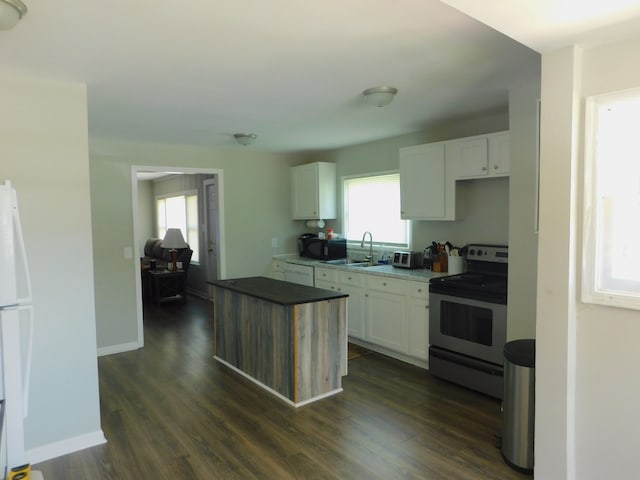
[429, 292, 507, 365]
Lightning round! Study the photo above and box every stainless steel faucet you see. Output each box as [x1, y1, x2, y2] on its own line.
[361, 231, 373, 264]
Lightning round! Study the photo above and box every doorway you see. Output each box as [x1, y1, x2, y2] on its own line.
[131, 166, 226, 349]
[203, 177, 220, 300]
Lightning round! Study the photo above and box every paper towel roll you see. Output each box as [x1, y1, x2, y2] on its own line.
[448, 255, 465, 275]
[305, 220, 325, 229]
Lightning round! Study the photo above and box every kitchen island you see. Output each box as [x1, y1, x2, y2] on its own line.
[208, 276, 348, 407]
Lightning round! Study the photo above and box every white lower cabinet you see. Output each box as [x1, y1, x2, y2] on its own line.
[272, 259, 286, 280]
[338, 271, 366, 340]
[314, 267, 338, 293]
[284, 263, 314, 286]
[280, 259, 430, 367]
[407, 281, 429, 361]
[315, 279, 336, 291]
[365, 276, 408, 353]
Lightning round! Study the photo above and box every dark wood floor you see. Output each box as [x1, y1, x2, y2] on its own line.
[36, 295, 529, 479]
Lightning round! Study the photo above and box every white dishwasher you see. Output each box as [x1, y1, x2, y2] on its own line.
[284, 263, 315, 287]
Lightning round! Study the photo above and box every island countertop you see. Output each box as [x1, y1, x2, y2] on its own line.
[208, 276, 348, 306]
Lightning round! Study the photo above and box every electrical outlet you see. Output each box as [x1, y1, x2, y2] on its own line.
[124, 246, 133, 259]
[271, 237, 278, 248]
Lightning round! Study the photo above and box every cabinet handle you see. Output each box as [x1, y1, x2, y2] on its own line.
[348, 276, 352, 280]
[418, 288, 422, 293]
[383, 282, 387, 286]
[481, 166, 487, 171]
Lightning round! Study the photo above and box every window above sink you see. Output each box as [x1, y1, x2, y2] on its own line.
[343, 172, 411, 249]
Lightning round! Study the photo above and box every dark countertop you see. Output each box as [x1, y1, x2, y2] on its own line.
[208, 276, 348, 306]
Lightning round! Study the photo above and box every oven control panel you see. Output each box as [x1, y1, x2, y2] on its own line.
[466, 244, 508, 263]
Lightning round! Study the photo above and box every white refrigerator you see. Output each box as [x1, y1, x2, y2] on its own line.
[0, 180, 34, 477]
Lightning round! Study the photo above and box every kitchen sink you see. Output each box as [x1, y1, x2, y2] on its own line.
[345, 262, 376, 268]
[323, 259, 370, 267]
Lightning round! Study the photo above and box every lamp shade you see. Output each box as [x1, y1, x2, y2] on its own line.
[0, 0, 27, 30]
[363, 86, 398, 107]
[161, 228, 187, 249]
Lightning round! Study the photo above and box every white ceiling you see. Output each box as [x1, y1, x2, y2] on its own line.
[1, 1, 638, 153]
[441, 0, 640, 52]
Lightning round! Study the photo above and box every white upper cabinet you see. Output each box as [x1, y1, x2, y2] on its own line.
[400, 142, 450, 220]
[488, 131, 510, 176]
[290, 162, 337, 220]
[451, 136, 489, 177]
[399, 131, 510, 222]
[451, 131, 510, 179]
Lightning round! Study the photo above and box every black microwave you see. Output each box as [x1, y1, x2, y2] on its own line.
[298, 234, 347, 260]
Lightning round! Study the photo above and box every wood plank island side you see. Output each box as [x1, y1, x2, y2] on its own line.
[209, 277, 348, 407]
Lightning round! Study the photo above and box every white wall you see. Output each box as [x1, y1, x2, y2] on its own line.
[0, 74, 103, 462]
[507, 75, 541, 340]
[536, 46, 581, 480]
[537, 34, 640, 479]
[575, 36, 640, 479]
[136, 179, 154, 256]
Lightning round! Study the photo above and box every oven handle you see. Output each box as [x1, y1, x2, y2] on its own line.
[429, 347, 504, 376]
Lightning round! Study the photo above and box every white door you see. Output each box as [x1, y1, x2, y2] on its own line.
[203, 177, 220, 299]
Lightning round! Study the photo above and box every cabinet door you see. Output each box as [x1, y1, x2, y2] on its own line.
[337, 271, 366, 340]
[339, 283, 366, 340]
[400, 143, 446, 219]
[290, 162, 336, 220]
[315, 267, 337, 284]
[284, 264, 314, 286]
[489, 131, 510, 175]
[453, 136, 489, 177]
[291, 163, 320, 219]
[366, 290, 407, 353]
[407, 281, 429, 360]
[272, 260, 286, 280]
[315, 279, 336, 291]
[407, 297, 429, 360]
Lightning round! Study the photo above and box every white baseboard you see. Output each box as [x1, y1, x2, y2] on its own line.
[348, 338, 428, 370]
[29, 430, 107, 465]
[97, 341, 140, 357]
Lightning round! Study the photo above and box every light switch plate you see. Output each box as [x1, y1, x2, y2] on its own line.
[124, 246, 133, 259]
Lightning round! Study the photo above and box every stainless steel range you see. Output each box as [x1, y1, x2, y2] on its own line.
[428, 244, 508, 398]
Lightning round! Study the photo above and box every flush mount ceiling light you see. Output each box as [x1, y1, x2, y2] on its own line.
[0, 0, 27, 30]
[362, 86, 398, 107]
[234, 133, 257, 146]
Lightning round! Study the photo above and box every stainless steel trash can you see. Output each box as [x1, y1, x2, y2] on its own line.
[501, 339, 535, 474]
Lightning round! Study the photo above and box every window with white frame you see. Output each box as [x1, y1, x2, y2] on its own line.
[343, 172, 409, 247]
[157, 193, 199, 264]
[583, 87, 640, 309]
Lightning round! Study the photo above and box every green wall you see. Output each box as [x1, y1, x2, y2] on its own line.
[320, 111, 511, 250]
[90, 139, 308, 350]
